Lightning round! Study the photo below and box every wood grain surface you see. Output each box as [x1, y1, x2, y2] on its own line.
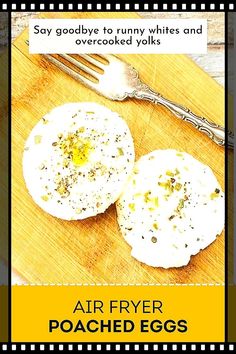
[12, 12, 225, 284]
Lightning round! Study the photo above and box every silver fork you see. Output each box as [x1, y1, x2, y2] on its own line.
[35, 50, 234, 148]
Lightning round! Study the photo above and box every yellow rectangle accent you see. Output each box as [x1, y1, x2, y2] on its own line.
[12, 285, 224, 342]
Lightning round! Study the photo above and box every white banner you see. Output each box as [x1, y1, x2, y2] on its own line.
[29, 19, 207, 54]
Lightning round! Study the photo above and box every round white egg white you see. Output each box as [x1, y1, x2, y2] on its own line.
[23, 102, 135, 220]
[116, 149, 224, 268]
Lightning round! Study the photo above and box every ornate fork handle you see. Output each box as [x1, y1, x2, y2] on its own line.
[134, 86, 234, 148]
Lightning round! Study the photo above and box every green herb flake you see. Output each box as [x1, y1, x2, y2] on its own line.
[34, 135, 42, 144]
[134, 192, 141, 197]
[41, 195, 49, 201]
[117, 147, 124, 156]
[177, 199, 185, 212]
[175, 183, 182, 191]
[153, 197, 159, 207]
[175, 168, 180, 175]
[128, 203, 136, 212]
[166, 170, 174, 177]
[158, 180, 174, 193]
[78, 127, 85, 133]
[144, 191, 152, 203]
[210, 191, 220, 199]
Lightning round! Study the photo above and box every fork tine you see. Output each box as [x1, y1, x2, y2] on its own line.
[98, 54, 114, 62]
[79, 54, 106, 70]
[43, 54, 98, 89]
[60, 54, 101, 80]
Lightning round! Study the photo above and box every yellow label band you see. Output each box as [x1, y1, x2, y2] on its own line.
[12, 285, 224, 342]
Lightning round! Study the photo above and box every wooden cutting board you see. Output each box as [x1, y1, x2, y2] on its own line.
[12, 12, 225, 284]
